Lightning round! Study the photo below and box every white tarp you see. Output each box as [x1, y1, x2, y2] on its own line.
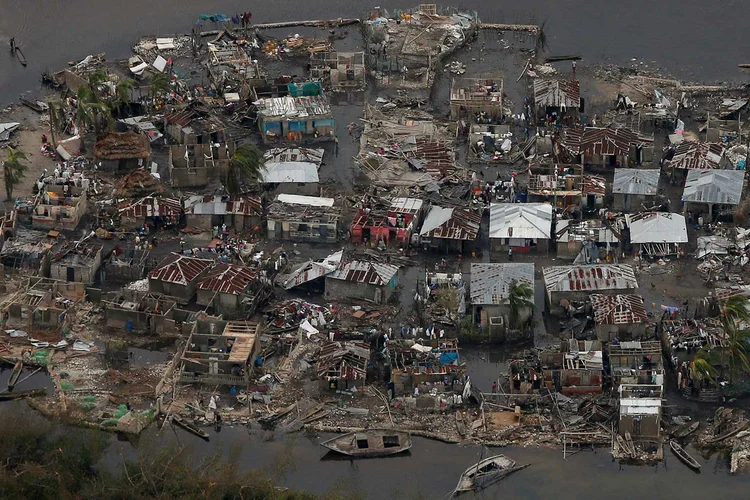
[130, 61, 149, 76]
[299, 319, 319, 339]
[411, 344, 433, 353]
[152, 56, 168, 73]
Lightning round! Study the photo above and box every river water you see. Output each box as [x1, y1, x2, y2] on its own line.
[3, 0, 750, 497]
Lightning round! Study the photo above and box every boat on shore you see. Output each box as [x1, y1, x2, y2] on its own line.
[0, 387, 46, 401]
[454, 454, 528, 493]
[7, 361, 23, 390]
[673, 421, 700, 439]
[171, 414, 210, 441]
[670, 441, 701, 471]
[320, 429, 412, 458]
[20, 97, 49, 113]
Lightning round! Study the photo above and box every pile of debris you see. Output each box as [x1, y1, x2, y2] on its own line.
[265, 299, 335, 333]
[115, 169, 166, 197]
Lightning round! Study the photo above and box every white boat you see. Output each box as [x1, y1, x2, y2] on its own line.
[455, 454, 527, 493]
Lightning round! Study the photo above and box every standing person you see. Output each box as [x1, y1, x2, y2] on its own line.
[9, 38, 15, 52]
[508, 246, 513, 261]
[492, 381, 497, 393]
[334, 136, 339, 156]
[571, 60, 576, 76]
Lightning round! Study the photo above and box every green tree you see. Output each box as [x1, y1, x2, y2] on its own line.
[505, 279, 535, 329]
[690, 347, 719, 385]
[224, 143, 265, 195]
[2, 147, 28, 201]
[148, 72, 171, 114]
[113, 77, 136, 116]
[719, 294, 750, 384]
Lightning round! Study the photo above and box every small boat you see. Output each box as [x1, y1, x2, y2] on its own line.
[171, 414, 210, 441]
[670, 441, 701, 471]
[673, 421, 700, 439]
[15, 48, 27, 67]
[20, 97, 49, 113]
[320, 429, 412, 458]
[455, 410, 467, 437]
[7, 361, 23, 390]
[0, 387, 46, 401]
[455, 454, 528, 493]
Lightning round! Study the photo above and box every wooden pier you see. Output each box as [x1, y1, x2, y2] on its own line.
[480, 23, 540, 34]
[250, 18, 360, 30]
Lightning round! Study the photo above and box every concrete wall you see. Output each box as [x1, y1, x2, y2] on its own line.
[50, 255, 101, 284]
[619, 414, 659, 438]
[149, 279, 194, 304]
[325, 277, 395, 305]
[267, 219, 337, 242]
[595, 322, 647, 342]
[274, 182, 319, 196]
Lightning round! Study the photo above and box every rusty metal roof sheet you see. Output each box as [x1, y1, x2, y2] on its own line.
[469, 263, 534, 305]
[543, 264, 638, 294]
[590, 294, 648, 325]
[420, 206, 481, 241]
[149, 253, 212, 285]
[327, 260, 398, 286]
[669, 142, 726, 170]
[197, 263, 258, 294]
[583, 174, 607, 195]
[561, 127, 642, 157]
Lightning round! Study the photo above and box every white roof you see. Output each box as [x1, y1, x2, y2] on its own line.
[620, 397, 661, 416]
[276, 194, 334, 207]
[261, 162, 319, 183]
[327, 260, 399, 286]
[682, 169, 745, 205]
[626, 212, 688, 244]
[420, 206, 454, 236]
[470, 263, 534, 305]
[390, 197, 423, 214]
[489, 203, 553, 240]
[612, 169, 660, 195]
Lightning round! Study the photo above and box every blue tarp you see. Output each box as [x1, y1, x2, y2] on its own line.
[439, 352, 458, 365]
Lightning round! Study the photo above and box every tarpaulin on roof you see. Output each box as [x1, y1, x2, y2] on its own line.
[439, 352, 458, 365]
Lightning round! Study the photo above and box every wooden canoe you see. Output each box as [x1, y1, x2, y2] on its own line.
[455, 454, 528, 492]
[670, 441, 701, 471]
[673, 421, 700, 438]
[171, 414, 210, 441]
[7, 361, 23, 390]
[0, 387, 46, 401]
[320, 429, 411, 458]
[15, 48, 27, 67]
[20, 97, 49, 113]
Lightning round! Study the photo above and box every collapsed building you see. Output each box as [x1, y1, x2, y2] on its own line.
[3, 277, 85, 331]
[184, 195, 263, 232]
[33, 185, 87, 231]
[103, 290, 196, 335]
[254, 81, 334, 144]
[316, 341, 370, 391]
[169, 143, 235, 189]
[267, 194, 341, 242]
[351, 197, 424, 247]
[555, 219, 620, 262]
[49, 243, 103, 284]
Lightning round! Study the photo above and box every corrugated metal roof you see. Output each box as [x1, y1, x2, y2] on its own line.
[264, 147, 324, 165]
[254, 95, 331, 119]
[583, 175, 607, 195]
[390, 197, 423, 215]
[533, 78, 581, 109]
[556, 220, 619, 244]
[196, 263, 258, 294]
[669, 142, 725, 170]
[682, 169, 744, 205]
[469, 263, 534, 305]
[276, 194, 335, 207]
[420, 206, 481, 240]
[612, 169, 660, 195]
[261, 162, 319, 183]
[149, 253, 212, 285]
[626, 212, 688, 244]
[489, 203, 553, 240]
[590, 294, 648, 325]
[327, 260, 398, 286]
[119, 197, 182, 218]
[561, 127, 642, 157]
[543, 264, 638, 294]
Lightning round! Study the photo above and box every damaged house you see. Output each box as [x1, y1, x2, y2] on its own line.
[351, 197, 424, 247]
[616, 384, 663, 455]
[278, 249, 343, 291]
[4, 277, 85, 330]
[555, 219, 620, 262]
[419, 206, 481, 253]
[49, 243, 103, 285]
[590, 294, 649, 342]
[254, 81, 334, 144]
[104, 291, 194, 335]
[526, 169, 606, 213]
[608, 341, 664, 389]
[612, 168, 660, 211]
[533, 78, 581, 120]
[163, 108, 229, 145]
[148, 253, 213, 304]
[260, 147, 322, 196]
[118, 196, 182, 230]
[560, 126, 653, 168]
[470, 263, 535, 341]
[104, 247, 150, 282]
[169, 142, 235, 189]
[325, 260, 399, 305]
[317, 341, 370, 391]
[196, 263, 270, 314]
[267, 194, 341, 242]
[540, 340, 603, 395]
[309, 50, 366, 97]
[681, 169, 745, 220]
[93, 132, 151, 171]
[667, 141, 727, 172]
[184, 195, 263, 232]
[489, 203, 553, 252]
[543, 264, 639, 310]
[626, 212, 688, 257]
[449, 77, 503, 122]
[1, 229, 52, 271]
[33, 185, 87, 231]
[180, 319, 261, 385]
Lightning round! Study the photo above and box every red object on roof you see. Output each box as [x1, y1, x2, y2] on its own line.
[196, 263, 258, 295]
[149, 253, 212, 285]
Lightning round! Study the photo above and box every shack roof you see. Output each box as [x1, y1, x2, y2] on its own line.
[390, 197, 423, 215]
[196, 263, 257, 295]
[184, 195, 263, 217]
[149, 253, 212, 285]
[254, 95, 331, 119]
[626, 212, 688, 244]
[276, 194, 334, 207]
[561, 127, 642, 157]
[612, 169, 660, 195]
[543, 264, 638, 295]
[470, 263, 534, 305]
[682, 169, 745, 205]
[533, 78, 581, 109]
[450, 77, 503, 105]
[489, 203, 553, 240]
[119, 197, 182, 218]
[264, 147, 324, 166]
[669, 142, 725, 170]
[556, 219, 619, 244]
[583, 174, 607, 195]
[590, 294, 648, 325]
[94, 132, 151, 160]
[420, 206, 481, 241]
[327, 260, 398, 286]
[261, 161, 319, 184]
[51, 242, 102, 267]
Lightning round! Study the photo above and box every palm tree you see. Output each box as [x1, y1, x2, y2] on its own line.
[506, 279, 535, 330]
[721, 294, 750, 325]
[149, 72, 171, 114]
[224, 144, 265, 196]
[114, 78, 136, 116]
[2, 147, 28, 201]
[717, 295, 750, 384]
[690, 347, 719, 385]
